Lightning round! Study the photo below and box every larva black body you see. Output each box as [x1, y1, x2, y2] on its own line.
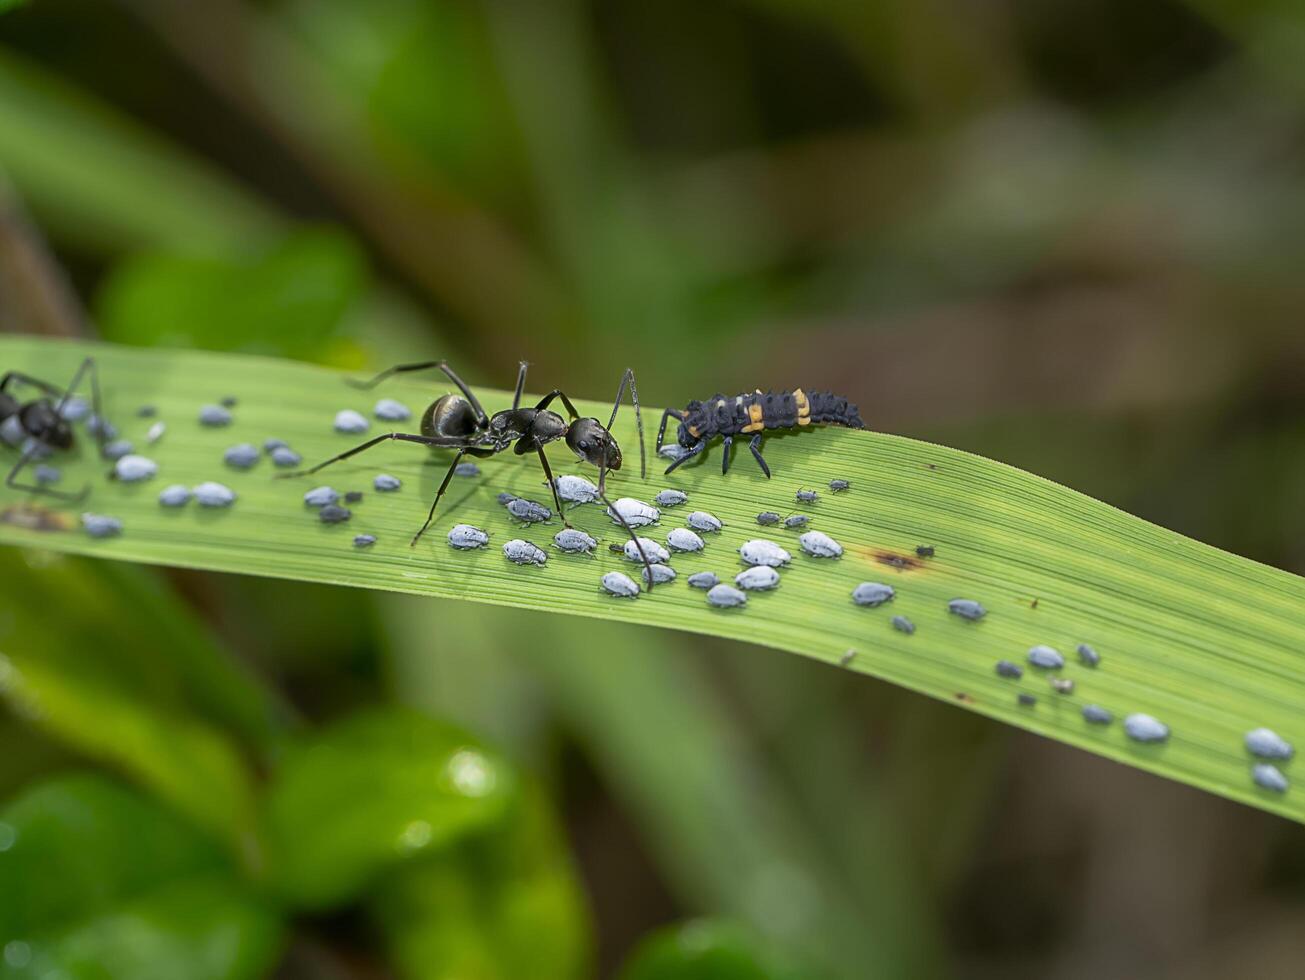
[656, 388, 864, 477]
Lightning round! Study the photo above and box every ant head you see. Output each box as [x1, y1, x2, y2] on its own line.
[567, 417, 622, 471]
[21, 401, 73, 450]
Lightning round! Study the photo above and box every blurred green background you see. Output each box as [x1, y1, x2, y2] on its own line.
[2, 1, 1305, 977]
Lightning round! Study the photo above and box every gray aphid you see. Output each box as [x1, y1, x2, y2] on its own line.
[264, 438, 287, 451]
[735, 566, 780, 591]
[891, 615, 915, 635]
[1051, 677, 1075, 694]
[374, 398, 411, 422]
[374, 474, 402, 492]
[1252, 763, 1289, 793]
[706, 584, 747, 608]
[34, 464, 61, 485]
[554, 475, 599, 503]
[666, 528, 705, 552]
[454, 461, 480, 477]
[496, 491, 518, 505]
[503, 539, 548, 565]
[20, 437, 52, 460]
[607, 497, 660, 528]
[624, 537, 670, 563]
[783, 514, 810, 529]
[271, 446, 302, 467]
[304, 486, 339, 507]
[198, 404, 232, 427]
[507, 497, 553, 523]
[756, 512, 781, 526]
[601, 571, 640, 597]
[839, 649, 856, 667]
[948, 599, 986, 621]
[641, 563, 677, 585]
[334, 409, 369, 434]
[1082, 704, 1112, 725]
[553, 528, 598, 553]
[995, 660, 1023, 679]
[739, 539, 791, 567]
[1017, 693, 1037, 707]
[798, 530, 842, 558]
[158, 484, 191, 507]
[58, 396, 89, 422]
[113, 454, 157, 482]
[686, 511, 722, 533]
[137, 404, 157, 417]
[658, 443, 691, 463]
[146, 421, 165, 444]
[319, 503, 351, 524]
[829, 479, 850, 493]
[353, 534, 377, 548]
[1123, 713, 1169, 743]
[0, 415, 24, 446]
[220, 396, 238, 408]
[851, 582, 895, 607]
[448, 524, 490, 550]
[88, 414, 118, 439]
[81, 513, 123, 538]
[687, 571, 719, 590]
[1245, 728, 1294, 761]
[223, 443, 260, 469]
[193, 481, 236, 507]
[796, 489, 818, 503]
[1077, 643, 1101, 667]
[103, 439, 134, 461]
[654, 489, 688, 507]
[1027, 645, 1065, 669]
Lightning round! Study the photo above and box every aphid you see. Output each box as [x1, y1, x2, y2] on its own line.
[223, 443, 260, 469]
[1076, 643, 1100, 667]
[839, 649, 856, 666]
[319, 504, 351, 524]
[829, 479, 850, 493]
[795, 489, 819, 504]
[1017, 693, 1037, 707]
[657, 387, 863, 478]
[654, 489, 688, 507]
[304, 486, 339, 507]
[264, 437, 288, 451]
[271, 446, 302, 467]
[738, 539, 791, 567]
[553, 528, 597, 554]
[1050, 677, 1075, 694]
[994, 660, 1023, 679]
[507, 497, 553, 523]
[706, 584, 747, 608]
[735, 566, 780, 591]
[81, 513, 122, 538]
[756, 512, 781, 526]
[373, 398, 411, 421]
[915, 545, 935, 558]
[641, 563, 677, 585]
[601, 571, 640, 598]
[103, 439, 134, 461]
[948, 599, 986, 621]
[87, 414, 117, 440]
[219, 395, 238, 408]
[503, 539, 548, 565]
[891, 615, 915, 635]
[137, 405, 157, 418]
[1082, 705, 1112, 725]
[146, 421, 165, 444]
[1123, 714, 1169, 743]
[344, 491, 363, 504]
[552, 474, 599, 504]
[374, 473, 401, 492]
[158, 484, 191, 507]
[851, 582, 895, 607]
[666, 528, 704, 552]
[112, 454, 157, 482]
[34, 464, 60, 485]
[1244, 728, 1294, 761]
[198, 404, 232, 426]
[624, 537, 670, 564]
[798, 530, 842, 558]
[687, 571, 719, 590]
[454, 461, 480, 477]
[193, 482, 236, 507]
[496, 491, 518, 505]
[783, 514, 809, 529]
[1027, 645, 1064, 669]
[448, 524, 490, 550]
[353, 534, 377, 548]
[333, 409, 369, 434]
[1252, 764, 1289, 793]
[59, 396, 89, 421]
[658, 443, 690, 463]
[686, 511, 723, 533]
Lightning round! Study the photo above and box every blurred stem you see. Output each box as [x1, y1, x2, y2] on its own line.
[0, 176, 87, 337]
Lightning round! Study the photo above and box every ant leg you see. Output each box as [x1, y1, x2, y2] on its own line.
[532, 445, 570, 527]
[277, 432, 470, 479]
[347, 361, 489, 425]
[748, 433, 772, 478]
[511, 361, 529, 410]
[0, 372, 62, 398]
[721, 435, 733, 475]
[410, 446, 498, 546]
[533, 389, 580, 420]
[656, 408, 684, 452]
[663, 439, 705, 475]
[51, 357, 106, 458]
[5, 443, 89, 502]
[605, 368, 645, 481]
[597, 447, 654, 592]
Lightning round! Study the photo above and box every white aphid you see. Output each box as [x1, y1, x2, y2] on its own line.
[223, 443, 260, 469]
[1123, 714, 1169, 743]
[738, 539, 791, 567]
[304, 486, 339, 507]
[607, 497, 660, 528]
[271, 446, 302, 467]
[374, 474, 401, 492]
[623, 537, 670, 564]
[1027, 645, 1065, 669]
[666, 528, 705, 553]
[851, 582, 895, 607]
[553, 475, 600, 504]
[687, 571, 719, 589]
[113, 454, 157, 482]
[81, 513, 122, 538]
[798, 530, 842, 558]
[1245, 728, 1294, 761]
[146, 421, 165, 444]
[0, 415, 24, 446]
[686, 511, 722, 533]
[198, 404, 232, 426]
[507, 498, 552, 523]
[158, 484, 191, 507]
[374, 398, 411, 421]
[102, 439, 133, 460]
[334, 409, 369, 434]
[58, 396, 89, 421]
[553, 528, 598, 553]
[448, 524, 490, 550]
[641, 563, 677, 585]
[735, 566, 781, 591]
[706, 584, 747, 608]
[601, 571, 640, 598]
[193, 482, 237, 507]
[503, 539, 547, 565]
[1252, 763, 1289, 793]
[948, 599, 987, 620]
[654, 489, 688, 507]
[658, 444, 691, 463]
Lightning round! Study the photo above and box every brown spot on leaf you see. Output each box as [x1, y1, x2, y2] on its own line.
[874, 550, 922, 572]
[0, 505, 71, 532]
[954, 692, 976, 704]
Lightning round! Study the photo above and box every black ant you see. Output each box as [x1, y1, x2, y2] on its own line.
[279, 361, 658, 586]
[1, 357, 106, 502]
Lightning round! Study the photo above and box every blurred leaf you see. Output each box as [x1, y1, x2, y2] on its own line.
[263, 708, 516, 909]
[0, 773, 283, 980]
[617, 921, 819, 980]
[0, 0, 28, 15]
[371, 784, 591, 980]
[1, 337, 1304, 827]
[0, 550, 261, 850]
[96, 228, 366, 359]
